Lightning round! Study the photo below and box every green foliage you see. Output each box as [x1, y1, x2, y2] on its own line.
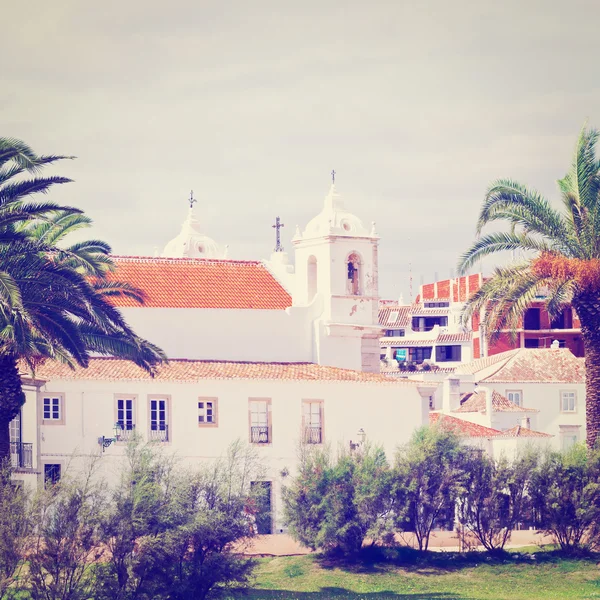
[529, 443, 600, 552]
[392, 426, 468, 551]
[283, 445, 392, 555]
[458, 449, 538, 552]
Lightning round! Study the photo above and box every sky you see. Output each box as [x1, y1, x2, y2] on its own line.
[3, 0, 600, 300]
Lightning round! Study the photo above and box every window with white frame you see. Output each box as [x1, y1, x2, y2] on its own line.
[149, 396, 169, 442]
[116, 396, 136, 440]
[506, 390, 523, 407]
[560, 391, 577, 413]
[302, 400, 323, 444]
[42, 395, 64, 424]
[249, 399, 270, 443]
[198, 398, 217, 425]
[560, 425, 580, 450]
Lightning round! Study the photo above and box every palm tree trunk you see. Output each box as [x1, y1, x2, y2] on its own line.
[0, 353, 26, 463]
[572, 294, 600, 449]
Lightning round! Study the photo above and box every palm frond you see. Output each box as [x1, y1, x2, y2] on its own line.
[0, 176, 73, 204]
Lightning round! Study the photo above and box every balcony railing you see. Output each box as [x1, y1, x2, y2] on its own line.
[250, 426, 270, 444]
[304, 426, 322, 444]
[149, 425, 169, 442]
[116, 424, 136, 442]
[10, 442, 33, 470]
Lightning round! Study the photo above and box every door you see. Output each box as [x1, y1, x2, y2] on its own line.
[251, 481, 272, 534]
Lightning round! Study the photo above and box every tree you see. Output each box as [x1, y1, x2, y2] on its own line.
[0, 138, 166, 462]
[459, 126, 600, 449]
[283, 444, 393, 554]
[392, 426, 467, 551]
[457, 449, 537, 553]
[529, 444, 600, 553]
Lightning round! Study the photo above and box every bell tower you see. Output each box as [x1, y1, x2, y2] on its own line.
[293, 176, 381, 372]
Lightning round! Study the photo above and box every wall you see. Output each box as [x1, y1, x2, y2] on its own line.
[118, 306, 315, 362]
[36, 376, 427, 530]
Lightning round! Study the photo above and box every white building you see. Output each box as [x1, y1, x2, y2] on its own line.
[12, 180, 433, 530]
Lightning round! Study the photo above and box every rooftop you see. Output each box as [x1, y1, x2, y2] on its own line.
[496, 425, 553, 438]
[106, 256, 291, 310]
[29, 358, 420, 384]
[429, 412, 501, 438]
[454, 389, 537, 414]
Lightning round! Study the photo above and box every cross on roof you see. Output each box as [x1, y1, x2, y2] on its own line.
[272, 216, 284, 252]
[331, 169, 336, 184]
[188, 190, 197, 209]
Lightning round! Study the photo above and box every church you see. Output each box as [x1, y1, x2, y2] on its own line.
[14, 179, 434, 533]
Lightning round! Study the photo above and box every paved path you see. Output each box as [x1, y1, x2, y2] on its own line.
[243, 530, 554, 556]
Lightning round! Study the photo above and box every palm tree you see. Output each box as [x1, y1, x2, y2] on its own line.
[0, 138, 166, 463]
[459, 126, 600, 449]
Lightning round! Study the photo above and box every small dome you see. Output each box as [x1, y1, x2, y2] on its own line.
[162, 205, 227, 259]
[301, 184, 375, 239]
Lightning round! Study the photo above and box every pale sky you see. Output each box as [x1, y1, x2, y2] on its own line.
[4, 0, 600, 299]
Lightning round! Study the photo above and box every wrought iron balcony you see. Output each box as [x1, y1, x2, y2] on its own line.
[116, 424, 136, 442]
[149, 425, 169, 442]
[10, 442, 33, 470]
[250, 426, 270, 444]
[304, 426, 322, 444]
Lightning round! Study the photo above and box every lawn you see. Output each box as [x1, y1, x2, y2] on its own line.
[226, 547, 600, 599]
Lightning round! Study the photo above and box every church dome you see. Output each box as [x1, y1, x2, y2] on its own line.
[162, 201, 227, 259]
[300, 183, 375, 239]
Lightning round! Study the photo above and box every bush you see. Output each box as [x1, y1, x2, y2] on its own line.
[283, 444, 392, 554]
[457, 449, 538, 553]
[392, 426, 468, 551]
[529, 444, 600, 553]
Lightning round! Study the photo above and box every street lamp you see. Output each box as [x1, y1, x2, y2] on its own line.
[98, 422, 122, 453]
[350, 428, 366, 451]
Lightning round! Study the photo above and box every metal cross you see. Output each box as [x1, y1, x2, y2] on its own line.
[272, 216, 284, 252]
[188, 190, 197, 209]
[331, 169, 336, 184]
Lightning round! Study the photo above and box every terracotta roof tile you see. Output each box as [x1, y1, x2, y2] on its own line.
[429, 413, 501, 438]
[497, 425, 552, 438]
[29, 358, 419, 385]
[106, 256, 291, 310]
[379, 339, 434, 347]
[437, 332, 472, 344]
[454, 390, 537, 413]
[483, 348, 585, 383]
[379, 305, 411, 328]
[454, 350, 520, 375]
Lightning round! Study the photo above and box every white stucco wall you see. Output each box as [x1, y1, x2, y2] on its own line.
[34, 376, 427, 529]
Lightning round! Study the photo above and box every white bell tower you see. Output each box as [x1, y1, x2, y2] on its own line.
[292, 175, 381, 372]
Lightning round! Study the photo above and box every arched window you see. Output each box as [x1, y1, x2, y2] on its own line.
[347, 253, 361, 295]
[307, 256, 318, 302]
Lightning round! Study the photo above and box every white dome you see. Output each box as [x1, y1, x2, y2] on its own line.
[162, 205, 227, 259]
[299, 184, 375, 239]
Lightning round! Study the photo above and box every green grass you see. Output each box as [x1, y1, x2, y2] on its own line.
[226, 547, 600, 599]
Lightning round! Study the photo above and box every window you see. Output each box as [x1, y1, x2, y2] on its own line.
[561, 391, 577, 413]
[249, 399, 271, 444]
[41, 394, 64, 425]
[302, 400, 323, 444]
[347, 253, 361, 295]
[388, 311, 399, 323]
[506, 390, 523, 407]
[435, 345, 462, 362]
[385, 329, 405, 337]
[551, 309, 573, 330]
[9, 411, 21, 444]
[428, 396, 435, 410]
[560, 425, 580, 450]
[409, 347, 432, 363]
[524, 338, 539, 348]
[198, 398, 218, 426]
[424, 302, 449, 308]
[411, 316, 448, 332]
[149, 396, 169, 442]
[523, 308, 541, 330]
[44, 464, 61, 487]
[115, 395, 136, 441]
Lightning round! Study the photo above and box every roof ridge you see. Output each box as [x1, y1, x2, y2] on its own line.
[479, 348, 520, 381]
[111, 255, 263, 266]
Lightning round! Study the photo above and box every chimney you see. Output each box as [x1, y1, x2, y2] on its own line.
[521, 416, 531, 429]
[551, 340, 560, 350]
[476, 386, 493, 425]
[442, 376, 461, 412]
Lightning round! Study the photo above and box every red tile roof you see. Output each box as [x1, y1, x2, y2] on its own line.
[106, 256, 291, 310]
[454, 350, 521, 375]
[29, 358, 420, 385]
[429, 413, 501, 438]
[497, 425, 552, 438]
[379, 305, 411, 328]
[380, 339, 434, 347]
[482, 348, 585, 383]
[437, 332, 472, 344]
[454, 390, 537, 414]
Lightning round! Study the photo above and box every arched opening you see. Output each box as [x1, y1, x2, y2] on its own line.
[347, 253, 361, 295]
[307, 256, 318, 302]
